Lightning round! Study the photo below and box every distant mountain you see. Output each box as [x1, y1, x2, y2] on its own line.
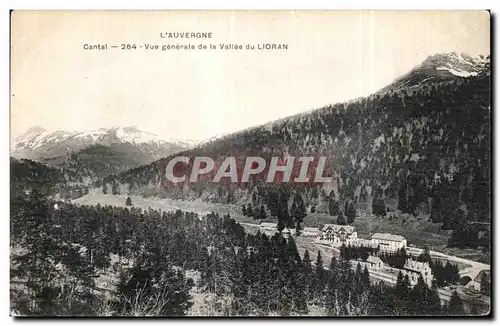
[12, 126, 191, 179]
[378, 52, 490, 93]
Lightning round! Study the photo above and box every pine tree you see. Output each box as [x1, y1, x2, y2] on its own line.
[293, 193, 307, 224]
[446, 291, 464, 316]
[345, 200, 356, 224]
[242, 204, 247, 216]
[230, 248, 247, 315]
[325, 257, 338, 315]
[329, 197, 340, 216]
[480, 272, 490, 296]
[312, 251, 325, 304]
[328, 191, 340, 216]
[267, 190, 279, 217]
[352, 263, 364, 308]
[125, 197, 132, 206]
[359, 186, 368, 203]
[398, 182, 408, 213]
[259, 205, 266, 219]
[246, 203, 253, 217]
[277, 192, 290, 230]
[372, 189, 386, 216]
[336, 256, 353, 315]
[111, 181, 119, 195]
[286, 240, 307, 315]
[336, 211, 347, 225]
[418, 247, 432, 263]
[290, 200, 297, 222]
[362, 265, 370, 289]
[302, 250, 313, 302]
[427, 285, 442, 315]
[430, 191, 443, 223]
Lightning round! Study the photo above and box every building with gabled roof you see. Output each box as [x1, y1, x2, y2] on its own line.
[259, 221, 278, 236]
[281, 227, 291, 239]
[403, 258, 433, 287]
[371, 232, 407, 253]
[318, 224, 358, 244]
[367, 255, 384, 270]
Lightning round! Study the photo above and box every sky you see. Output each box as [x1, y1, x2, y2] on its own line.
[11, 10, 490, 142]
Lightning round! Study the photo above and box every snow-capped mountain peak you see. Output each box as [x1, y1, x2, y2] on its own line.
[12, 126, 196, 162]
[14, 126, 195, 150]
[424, 52, 489, 77]
[114, 126, 163, 145]
[378, 52, 490, 93]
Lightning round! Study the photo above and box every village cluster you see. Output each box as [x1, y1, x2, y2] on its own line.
[259, 221, 433, 288]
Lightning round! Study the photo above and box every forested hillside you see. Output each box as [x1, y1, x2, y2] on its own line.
[11, 192, 479, 316]
[10, 157, 68, 196]
[60, 144, 164, 180]
[105, 55, 491, 251]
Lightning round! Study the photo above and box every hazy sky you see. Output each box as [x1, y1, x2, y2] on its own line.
[11, 10, 490, 141]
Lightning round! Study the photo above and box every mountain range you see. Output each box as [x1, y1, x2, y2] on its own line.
[12, 126, 194, 179]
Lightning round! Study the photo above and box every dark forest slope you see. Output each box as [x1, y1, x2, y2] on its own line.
[105, 55, 491, 250]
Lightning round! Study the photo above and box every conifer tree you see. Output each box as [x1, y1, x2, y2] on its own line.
[329, 197, 340, 216]
[246, 203, 253, 217]
[293, 193, 307, 224]
[111, 181, 120, 195]
[337, 211, 347, 225]
[345, 200, 356, 224]
[325, 257, 338, 315]
[480, 272, 490, 296]
[259, 205, 266, 219]
[446, 291, 464, 316]
[372, 189, 386, 216]
[398, 182, 408, 213]
[302, 250, 313, 302]
[312, 251, 325, 303]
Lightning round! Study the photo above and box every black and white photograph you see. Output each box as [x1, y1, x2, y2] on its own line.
[9, 10, 491, 317]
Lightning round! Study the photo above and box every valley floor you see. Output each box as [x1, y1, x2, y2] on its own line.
[73, 192, 488, 264]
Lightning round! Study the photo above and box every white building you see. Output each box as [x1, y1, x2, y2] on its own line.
[366, 255, 384, 270]
[259, 222, 278, 236]
[404, 258, 433, 287]
[371, 233, 407, 253]
[282, 227, 291, 239]
[301, 226, 321, 237]
[353, 238, 379, 249]
[318, 224, 358, 244]
[350, 256, 385, 273]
